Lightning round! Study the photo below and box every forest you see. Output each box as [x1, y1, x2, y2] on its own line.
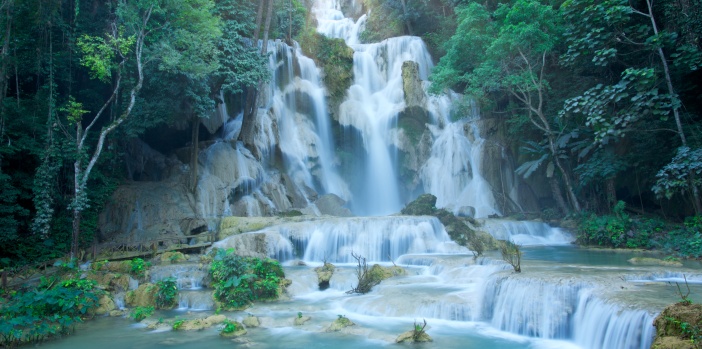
[0, 0, 701, 268]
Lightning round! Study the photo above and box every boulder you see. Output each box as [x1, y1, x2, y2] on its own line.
[315, 262, 336, 290]
[94, 295, 116, 316]
[456, 206, 476, 218]
[159, 251, 188, 264]
[395, 330, 432, 343]
[315, 194, 352, 217]
[178, 314, 227, 331]
[294, 316, 311, 326]
[125, 283, 158, 308]
[327, 316, 355, 332]
[401, 194, 437, 216]
[242, 316, 261, 328]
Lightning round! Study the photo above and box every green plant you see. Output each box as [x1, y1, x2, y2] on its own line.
[500, 240, 522, 273]
[209, 249, 287, 310]
[92, 259, 109, 271]
[412, 319, 428, 342]
[0, 279, 100, 346]
[129, 258, 150, 278]
[172, 318, 185, 331]
[129, 306, 154, 322]
[155, 277, 178, 309]
[297, 312, 302, 319]
[221, 319, 237, 334]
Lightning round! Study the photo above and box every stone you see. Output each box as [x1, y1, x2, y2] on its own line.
[401, 194, 437, 216]
[159, 251, 188, 264]
[178, 314, 227, 331]
[314, 194, 352, 217]
[125, 283, 158, 308]
[401, 61, 426, 108]
[326, 316, 355, 332]
[653, 302, 702, 339]
[94, 295, 116, 315]
[628, 257, 682, 267]
[294, 316, 311, 326]
[456, 206, 476, 218]
[315, 262, 336, 290]
[242, 316, 261, 328]
[395, 330, 433, 343]
[109, 310, 126, 317]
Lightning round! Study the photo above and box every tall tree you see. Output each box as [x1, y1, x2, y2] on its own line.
[69, 0, 221, 256]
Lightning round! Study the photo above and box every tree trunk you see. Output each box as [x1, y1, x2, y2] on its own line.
[606, 177, 617, 208]
[189, 115, 199, 193]
[0, 0, 13, 166]
[398, 0, 414, 35]
[550, 176, 569, 215]
[240, 0, 275, 152]
[641, 0, 701, 214]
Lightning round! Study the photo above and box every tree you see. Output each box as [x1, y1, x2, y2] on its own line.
[432, 0, 582, 212]
[68, 0, 220, 257]
[560, 0, 702, 214]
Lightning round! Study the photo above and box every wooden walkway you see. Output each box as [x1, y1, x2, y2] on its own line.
[1, 232, 216, 289]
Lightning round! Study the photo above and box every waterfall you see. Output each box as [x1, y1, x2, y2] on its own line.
[481, 220, 575, 246]
[313, 0, 503, 217]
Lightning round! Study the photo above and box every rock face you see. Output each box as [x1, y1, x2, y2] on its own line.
[652, 302, 702, 349]
[315, 194, 352, 217]
[402, 61, 426, 108]
[93, 295, 116, 316]
[125, 283, 157, 308]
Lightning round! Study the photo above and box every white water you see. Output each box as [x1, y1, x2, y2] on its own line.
[313, 0, 501, 216]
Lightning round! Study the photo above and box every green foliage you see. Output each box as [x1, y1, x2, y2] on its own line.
[500, 239, 522, 273]
[172, 318, 185, 330]
[577, 201, 667, 249]
[0, 278, 100, 346]
[221, 319, 238, 334]
[209, 249, 286, 310]
[77, 34, 135, 82]
[654, 216, 702, 258]
[155, 277, 178, 309]
[298, 26, 354, 105]
[129, 258, 150, 278]
[653, 147, 702, 201]
[129, 306, 154, 322]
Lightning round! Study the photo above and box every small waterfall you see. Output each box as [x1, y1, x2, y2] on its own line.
[481, 220, 575, 246]
[212, 216, 467, 263]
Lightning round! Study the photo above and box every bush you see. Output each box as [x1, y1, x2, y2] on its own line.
[500, 240, 522, 273]
[129, 306, 154, 322]
[653, 216, 702, 258]
[0, 278, 100, 346]
[209, 249, 287, 310]
[129, 258, 150, 278]
[155, 277, 178, 309]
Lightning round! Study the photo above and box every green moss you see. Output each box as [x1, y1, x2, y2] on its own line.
[297, 26, 354, 107]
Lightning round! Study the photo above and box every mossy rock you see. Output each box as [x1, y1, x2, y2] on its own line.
[628, 257, 682, 267]
[653, 302, 702, 343]
[294, 316, 311, 326]
[396, 330, 433, 343]
[327, 316, 355, 332]
[315, 262, 335, 289]
[368, 264, 406, 284]
[125, 283, 158, 308]
[220, 321, 247, 337]
[105, 261, 132, 274]
[218, 217, 278, 239]
[159, 251, 188, 264]
[401, 194, 437, 216]
[242, 316, 261, 328]
[93, 294, 116, 316]
[650, 336, 696, 349]
[176, 315, 227, 331]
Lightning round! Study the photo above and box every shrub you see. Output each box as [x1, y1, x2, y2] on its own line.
[0, 278, 100, 346]
[172, 318, 185, 331]
[209, 249, 286, 310]
[500, 240, 522, 273]
[221, 319, 238, 334]
[155, 277, 178, 309]
[129, 306, 154, 322]
[129, 258, 150, 278]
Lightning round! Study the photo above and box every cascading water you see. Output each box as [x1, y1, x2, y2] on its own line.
[313, 0, 503, 216]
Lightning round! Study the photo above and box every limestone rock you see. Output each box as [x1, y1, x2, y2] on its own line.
[395, 330, 433, 343]
[327, 316, 355, 332]
[179, 218, 208, 236]
[653, 302, 702, 340]
[94, 295, 116, 315]
[315, 194, 352, 217]
[159, 251, 188, 264]
[294, 316, 311, 326]
[125, 283, 158, 308]
[456, 206, 476, 218]
[401, 61, 426, 108]
[627, 257, 682, 267]
[242, 316, 261, 328]
[315, 262, 336, 290]
[109, 310, 126, 317]
[220, 321, 247, 337]
[401, 194, 437, 216]
[87, 272, 130, 292]
[178, 314, 227, 331]
[650, 336, 696, 349]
